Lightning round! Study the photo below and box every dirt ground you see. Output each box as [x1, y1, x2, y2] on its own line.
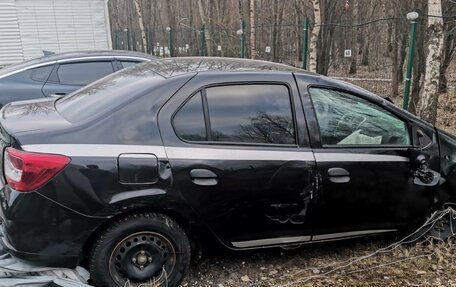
[183, 237, 456, 287]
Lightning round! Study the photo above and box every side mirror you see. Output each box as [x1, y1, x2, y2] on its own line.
[409, 150, 441, 187]
[412, 125, 432, 150]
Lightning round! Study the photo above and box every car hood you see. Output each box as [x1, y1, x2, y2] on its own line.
[0, 97, 71, 136]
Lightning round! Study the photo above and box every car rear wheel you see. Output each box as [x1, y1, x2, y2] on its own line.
[89, 213, 190, 287]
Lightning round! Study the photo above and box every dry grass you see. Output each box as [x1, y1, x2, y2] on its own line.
[183, 238, 456, 287]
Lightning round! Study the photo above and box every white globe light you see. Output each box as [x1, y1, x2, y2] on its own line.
[407, 12, 419, 21]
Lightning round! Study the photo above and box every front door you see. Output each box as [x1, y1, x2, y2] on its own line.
[301, 87, 436, 239]
[158, 73, 317, 248]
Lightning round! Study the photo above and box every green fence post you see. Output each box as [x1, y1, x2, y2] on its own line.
[199, 25, 206, 56]
[145, 28, 149, 54]
[402, 12, 419, 110]
[240, 19, 246, 58]
[167, 27, 173, 57]
[302, 17, 309, 70]
[112, 31, 119, 50]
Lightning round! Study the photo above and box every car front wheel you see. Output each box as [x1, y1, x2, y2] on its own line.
[89, 213, 190, 287]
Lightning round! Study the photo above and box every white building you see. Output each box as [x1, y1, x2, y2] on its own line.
[0, 0, 112, 65]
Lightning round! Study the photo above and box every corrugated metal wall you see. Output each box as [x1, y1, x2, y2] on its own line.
[0, 0, 24, 65]
[0, 0, 110, 65]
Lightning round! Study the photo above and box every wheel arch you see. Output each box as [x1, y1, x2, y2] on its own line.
[81, 205, 202, 265]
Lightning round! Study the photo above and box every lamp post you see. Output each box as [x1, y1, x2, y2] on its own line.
[402, 11, 419, 110]
[166, 26, 173, 57]
[123, 28, 130, 50]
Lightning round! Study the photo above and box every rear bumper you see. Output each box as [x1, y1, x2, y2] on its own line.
[0, 223, 79, 267]
[0, 186, 105, 268]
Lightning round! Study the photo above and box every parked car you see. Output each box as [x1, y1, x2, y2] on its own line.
[0, 57, 455, 287]
[0, 50, 156, 108]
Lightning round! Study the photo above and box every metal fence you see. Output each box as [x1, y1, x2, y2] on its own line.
[112, 14, 455, 110]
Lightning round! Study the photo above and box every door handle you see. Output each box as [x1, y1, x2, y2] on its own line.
[190, 169, 218, 186]
[327, 168, 350, 183]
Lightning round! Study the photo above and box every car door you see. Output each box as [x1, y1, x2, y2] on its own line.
[299, 85, 437, 239]
[42, 60, 115, 97]
[158, 72, 317, 248]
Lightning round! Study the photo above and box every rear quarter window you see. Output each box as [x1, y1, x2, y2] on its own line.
[31, 65, 53, 82]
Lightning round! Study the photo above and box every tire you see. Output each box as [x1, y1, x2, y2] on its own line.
[428, 213, 455, 241]
[89, 213, 191, 287]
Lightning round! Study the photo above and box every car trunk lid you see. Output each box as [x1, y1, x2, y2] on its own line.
[0, 97, 71, 136]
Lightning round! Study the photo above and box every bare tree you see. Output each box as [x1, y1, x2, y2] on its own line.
[348, 0, 358, 74]
[418, 0, 445, 124]
[309, 0, 321, 73]
[250, 0, 256, 59]
[198, 0, 212, 56]
[133, 0, 147, 52]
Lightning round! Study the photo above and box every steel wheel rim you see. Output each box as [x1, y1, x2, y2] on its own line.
[108, 231, 177, 287]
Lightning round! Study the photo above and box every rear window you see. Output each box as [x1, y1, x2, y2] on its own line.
[56, 65, 163, 122]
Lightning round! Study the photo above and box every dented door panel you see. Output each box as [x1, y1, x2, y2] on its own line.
[158, 72, 317, 248]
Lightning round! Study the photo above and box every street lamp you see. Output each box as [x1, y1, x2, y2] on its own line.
[406, 11, 419, 21]
[402, 11, 419, 110]
[166, 27, 173, 57]
[123, 28, 130, 50]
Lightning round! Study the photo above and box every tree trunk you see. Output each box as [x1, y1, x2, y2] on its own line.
[418, 0, 444, 124]
[391, 24, 399, 97]
[408, 0, 427, 114]
[133, 0, 147, 53]
[438, 27, 456, 93]
[249, 0, 256, 59]
[198, 0, 212, 56]
[348, 0, 358, 74]
[390, 0, 399, 97]
[272, 0, 278, 61]
[309, 0, 321, 73]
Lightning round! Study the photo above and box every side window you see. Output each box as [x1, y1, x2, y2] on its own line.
[57, 62, 114, 86]
[120, 61, 140, 69]
[174, 92, 207, 141]
[206, 85, 296, 145]
[31, 65, 53, 82]
[309, 88, 410, 146]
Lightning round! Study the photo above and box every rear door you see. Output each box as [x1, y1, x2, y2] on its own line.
[298, 83, 436, 239]
[42, 60, 115, 97]
[158, 73, 317, 248]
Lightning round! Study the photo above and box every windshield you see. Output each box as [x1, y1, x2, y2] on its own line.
[56, 63, 164, 122]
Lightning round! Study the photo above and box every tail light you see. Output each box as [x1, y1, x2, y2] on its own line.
[4, 147, 70, 192]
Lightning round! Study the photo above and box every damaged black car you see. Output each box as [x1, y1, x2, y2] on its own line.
[0, 57, 455, 287]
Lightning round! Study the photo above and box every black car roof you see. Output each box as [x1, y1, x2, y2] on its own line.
[144, 57, 381, 96]
[145, 57, 307, 78]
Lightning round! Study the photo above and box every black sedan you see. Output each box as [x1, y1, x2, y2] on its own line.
[0, 57, 454, 287]
[0, 50, 156, 108]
